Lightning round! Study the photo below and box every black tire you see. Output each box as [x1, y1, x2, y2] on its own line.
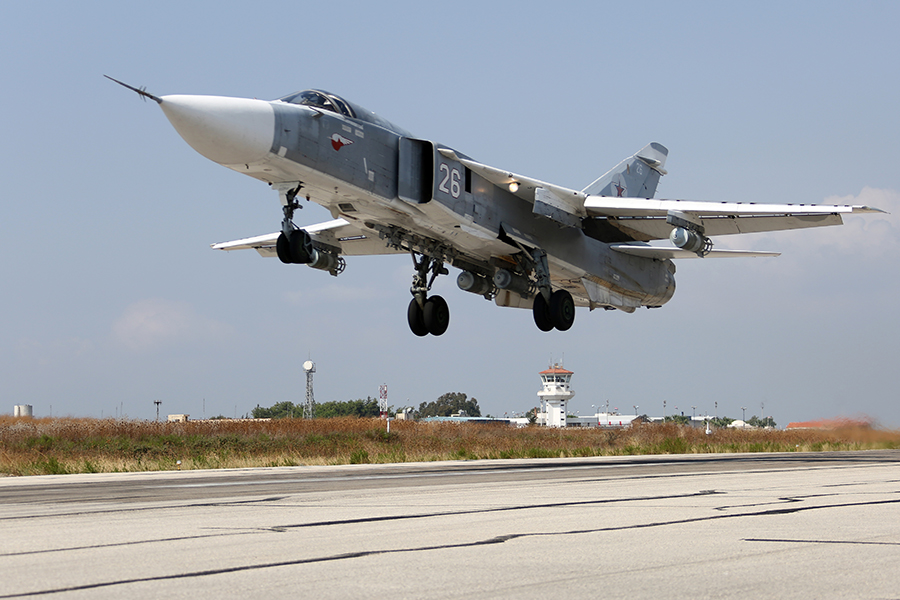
[423, 295, 450, 336]
[532, 292, 554, 332]
[289, 229, 313, 264]
[549, 289, 575, 331]
[276, 232, 292, 264]
[407, 298, 429, 337]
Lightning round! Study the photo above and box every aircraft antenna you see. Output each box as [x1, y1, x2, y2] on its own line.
[104, 75, 162, 104]
[302, 361, 316, 419]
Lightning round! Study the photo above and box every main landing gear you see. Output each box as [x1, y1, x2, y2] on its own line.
[529, 248, 575, 332]
[377, 225, 574, 336]
[532, 289, 575, 332]
[407, 252, 450, 337]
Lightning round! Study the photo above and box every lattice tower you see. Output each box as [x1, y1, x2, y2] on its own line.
[303, 361, 316, 419]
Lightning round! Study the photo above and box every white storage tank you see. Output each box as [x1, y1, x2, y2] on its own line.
[14, 404, 34, 418]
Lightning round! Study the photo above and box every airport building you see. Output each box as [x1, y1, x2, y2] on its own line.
[535, 365, 575, 427]
[532, 366, 644, 428]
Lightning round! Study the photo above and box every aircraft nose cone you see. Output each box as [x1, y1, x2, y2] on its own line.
[159, 95, 274, 165]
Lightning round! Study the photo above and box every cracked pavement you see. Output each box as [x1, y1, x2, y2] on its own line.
[1, 451, 899, 599]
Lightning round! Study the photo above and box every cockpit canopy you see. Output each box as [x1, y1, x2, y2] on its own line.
[278, 90, 355, 118]
[276, 89, 412, 137]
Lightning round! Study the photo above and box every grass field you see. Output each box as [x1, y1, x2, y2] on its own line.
[2, 416, 898, 476]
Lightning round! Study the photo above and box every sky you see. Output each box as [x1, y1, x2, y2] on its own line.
[2, 1, 899, 427]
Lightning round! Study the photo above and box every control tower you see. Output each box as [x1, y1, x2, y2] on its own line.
[538, 365, 575, 427]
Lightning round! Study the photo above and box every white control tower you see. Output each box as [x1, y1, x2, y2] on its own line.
[538, 365, 575, 427]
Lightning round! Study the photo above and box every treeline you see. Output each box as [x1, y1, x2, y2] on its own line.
[662, 415, 777, 428]
[251, 392, 482, 420]
[252, 397, 388, 419]
[414, 392, 481, 418]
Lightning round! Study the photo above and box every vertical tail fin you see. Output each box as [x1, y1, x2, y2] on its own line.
[581, 142, 668, 198]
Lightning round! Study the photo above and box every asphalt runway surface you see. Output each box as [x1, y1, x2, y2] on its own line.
[1, 451, 899, 599]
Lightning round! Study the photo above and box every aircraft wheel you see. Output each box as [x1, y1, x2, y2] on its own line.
[549, 289, 575, 331]
[276, 232, 292, 264]
[407, 298, 429, 337]
[532, 293, 554, 332]
[289, 229, 313, 264]
[423, 295, 450, 336]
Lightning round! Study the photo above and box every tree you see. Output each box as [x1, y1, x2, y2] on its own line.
[252, 402, 298, 419]
[252, 398, 391, 419]
[709, 416, 734, 428]
[747, 415, 777, 428]
[664, 415, 691, 425]
[416, 392, 481, 418]
[316, 397, 386, 418]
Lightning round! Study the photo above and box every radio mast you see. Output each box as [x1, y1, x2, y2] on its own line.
[303, 361, 316, 419]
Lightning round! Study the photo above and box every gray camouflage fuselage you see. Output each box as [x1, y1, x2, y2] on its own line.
[247, 95, 674, 313]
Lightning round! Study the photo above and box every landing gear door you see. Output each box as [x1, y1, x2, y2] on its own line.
[398, 138, 434, 204]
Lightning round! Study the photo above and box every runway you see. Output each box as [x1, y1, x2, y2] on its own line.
[1, 451, 899, 598]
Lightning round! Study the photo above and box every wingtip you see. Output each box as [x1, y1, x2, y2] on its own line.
[854, 205, 889, 214]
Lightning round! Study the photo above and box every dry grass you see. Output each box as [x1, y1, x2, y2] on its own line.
[1, 416, 898, 476]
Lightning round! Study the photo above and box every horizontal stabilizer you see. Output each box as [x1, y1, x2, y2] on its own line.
[610, 244, 780, 259]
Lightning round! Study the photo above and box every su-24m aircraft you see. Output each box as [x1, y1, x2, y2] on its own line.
[108, 76, 883, 336]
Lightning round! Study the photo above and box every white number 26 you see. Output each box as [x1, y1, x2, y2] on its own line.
[438, 163, 461, 198]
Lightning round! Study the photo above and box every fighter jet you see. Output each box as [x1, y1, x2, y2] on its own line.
[108, 76, 882, 336]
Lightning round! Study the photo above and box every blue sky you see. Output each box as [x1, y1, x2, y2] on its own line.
[2, 1, 898, 426]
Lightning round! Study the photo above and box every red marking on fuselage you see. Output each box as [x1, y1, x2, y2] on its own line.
[331, 133, 354, 151]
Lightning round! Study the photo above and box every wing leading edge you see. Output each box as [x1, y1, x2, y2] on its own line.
[584, 196, 883, 241]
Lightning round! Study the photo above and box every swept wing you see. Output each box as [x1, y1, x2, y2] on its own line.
[583, 196, 882, 241]
[211, 219, 403, 258]
[440, 147, 882, 243]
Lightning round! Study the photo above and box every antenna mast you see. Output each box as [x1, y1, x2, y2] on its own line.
[303, 361, 316, 419]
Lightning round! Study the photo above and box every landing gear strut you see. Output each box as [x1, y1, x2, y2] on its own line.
[407, 251, 450, 337]
[276, 184, 312, 265]
[274, 185, 344, 275]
